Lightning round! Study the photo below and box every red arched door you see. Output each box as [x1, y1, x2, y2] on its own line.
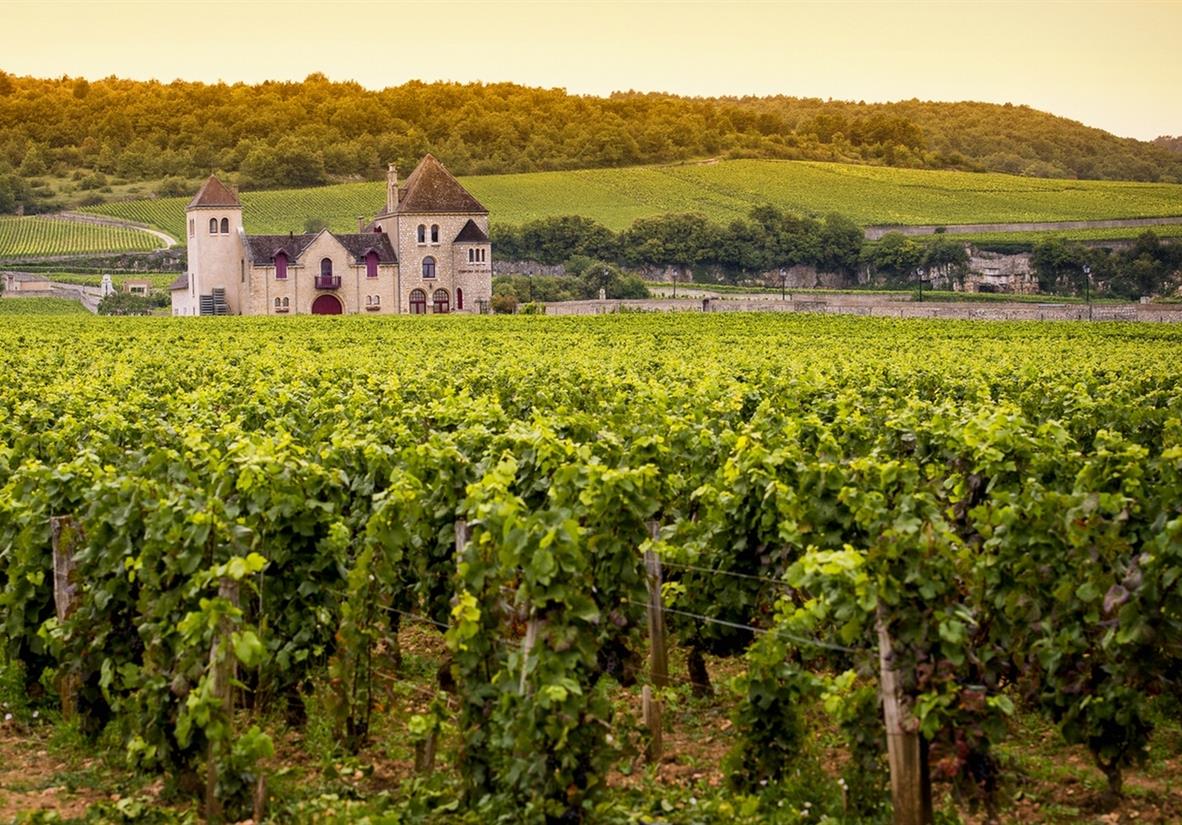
[311, 295, 343, 315]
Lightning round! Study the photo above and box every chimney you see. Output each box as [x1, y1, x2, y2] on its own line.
[357, 216, 365, 233]
[386, 163, 398, 213]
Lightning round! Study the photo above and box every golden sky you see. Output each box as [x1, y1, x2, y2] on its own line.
[2, 0, 1179, 140]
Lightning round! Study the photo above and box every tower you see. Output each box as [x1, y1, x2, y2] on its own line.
[183, 175, 245, 315]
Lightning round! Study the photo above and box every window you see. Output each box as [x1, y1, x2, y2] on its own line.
[417, 224, 426, 244]
[365, 250, 379, 278]
[283, 297, 289, 310]
[432, 288, 449, 314]
[479, 248, 486, 262]
[274, 297, 282, 311]
[456, 287, 464, 310]
[321, 258, 333, 278]
[409, 288, 427, 314]
[209, 217, 218, 234]
[220, 217, 230, 234]
[430, 224, 439, 243]
[274, 251, 288, 280]
[373, 294, 380, 306]
[189, 219, 194, 238]
[467, 248, 474, 263]
[422, 256, 436, 278]
[365, 295, 372, 307]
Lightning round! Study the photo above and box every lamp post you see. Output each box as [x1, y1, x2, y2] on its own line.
[780, 267, 786, 300]
[1083, 264, 1092, 321]
[916, 267, 925, 302]
[529, 272, 534, 304]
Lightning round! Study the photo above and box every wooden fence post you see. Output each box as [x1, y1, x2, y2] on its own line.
[49, 516, 82, 722]
[643, 520, 667, 763]
[205, 577, 240, 824]
[877, 608, 932, 825]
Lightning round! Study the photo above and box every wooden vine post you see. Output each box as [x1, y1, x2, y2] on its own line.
[205, 577, 241, 824]
[49, 516, 82, 721]
[876, 607, 932, 825]
[643, 520, 668, 763]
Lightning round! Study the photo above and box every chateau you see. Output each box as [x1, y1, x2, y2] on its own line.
[170, 155, 492, 316]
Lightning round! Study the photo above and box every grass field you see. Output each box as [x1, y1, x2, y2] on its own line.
[0, 215, 164, 258]
[80, 159, 1182, 238]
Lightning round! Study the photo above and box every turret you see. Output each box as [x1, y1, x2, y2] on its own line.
[182, 175, 246, 315]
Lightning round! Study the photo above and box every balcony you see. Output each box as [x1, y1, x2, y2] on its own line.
[314, 275, 341, 290]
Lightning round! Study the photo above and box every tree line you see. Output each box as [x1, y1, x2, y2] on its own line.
[493, 210, 1182, 299]
[2, 71, 1181, 214]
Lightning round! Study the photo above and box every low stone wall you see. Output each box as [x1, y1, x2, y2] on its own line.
[540, 296, 1182, 323]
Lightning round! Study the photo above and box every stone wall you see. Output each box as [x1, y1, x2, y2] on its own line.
[537, 295, 1181, 323]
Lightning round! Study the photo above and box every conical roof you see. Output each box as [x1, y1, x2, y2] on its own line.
[188, 175, 241, 209]
[395, 154, 486, 214]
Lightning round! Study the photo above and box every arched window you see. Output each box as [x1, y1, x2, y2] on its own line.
[417, 225, 426, 244]
[430, 224, 439, 243]
[422, 256, 436, 278]
[365, 295, 372, 306]
[467, 248, 474, 263]
[274, 251, 288, 280]
[409, 288, 427, 314]
[189, 219, 195, 238]
[321, 258, 333, 277]
[432, 288, 449, 314]
[274, 297, 281, 310]
[365, 250, 379, 278]
[373, 294, 380, 306]
[209, 217, 218, 234]
[456, 287, 464, 310]
[220, 217, 230, 234]
[282, 297, 289, 309]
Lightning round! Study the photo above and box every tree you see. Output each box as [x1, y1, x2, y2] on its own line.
[815, 213, 864, 275]
[864, 232, 923, 285]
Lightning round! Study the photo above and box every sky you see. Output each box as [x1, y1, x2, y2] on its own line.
[1, 0, 1179, 141]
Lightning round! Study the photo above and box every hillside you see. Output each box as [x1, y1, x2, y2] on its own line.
[79, 159, 1182, 238]
[2, 73, 1182, 216]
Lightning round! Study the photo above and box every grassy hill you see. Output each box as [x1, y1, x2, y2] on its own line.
[79, 159, 1182, 239]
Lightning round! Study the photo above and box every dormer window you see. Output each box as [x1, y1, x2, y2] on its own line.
[365, 250, 379, 278]
[274, 251, 288, 280]
[417, 224, 426, 244]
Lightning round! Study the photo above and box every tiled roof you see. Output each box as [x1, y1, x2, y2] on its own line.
[169, 273, 188, 290]
[336, 233, 398, 263]
[454, 219, 489, 243]
[188, 175, 241, 208]
[245, 234, 317, 263]
[395, 154, 487, 215]
[245, 231, 397, 264]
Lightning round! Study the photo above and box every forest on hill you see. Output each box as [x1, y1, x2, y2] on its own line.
[2, 71, 1181, 215]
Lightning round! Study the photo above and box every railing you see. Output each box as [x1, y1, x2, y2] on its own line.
[314, 275, 341, 290]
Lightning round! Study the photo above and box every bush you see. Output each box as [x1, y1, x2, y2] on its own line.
[490, 292, 517, 314]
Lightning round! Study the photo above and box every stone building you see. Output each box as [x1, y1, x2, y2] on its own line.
[171, 154, 492, 316]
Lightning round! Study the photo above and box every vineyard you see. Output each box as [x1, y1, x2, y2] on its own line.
[0, 215, 165, 258]
[2, 313, 1182, 823]
[79, 159, 1182, 238]
[0, 296, 88, 315]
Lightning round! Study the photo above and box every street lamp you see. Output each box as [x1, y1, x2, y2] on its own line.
[1083, 264, 1092, 321]
[780, 267, 786, 300]
[529, 272, 534, 304]
[916, 267, 925, 303]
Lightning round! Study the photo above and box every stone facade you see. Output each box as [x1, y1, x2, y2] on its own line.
[173, 155, 491, 316]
